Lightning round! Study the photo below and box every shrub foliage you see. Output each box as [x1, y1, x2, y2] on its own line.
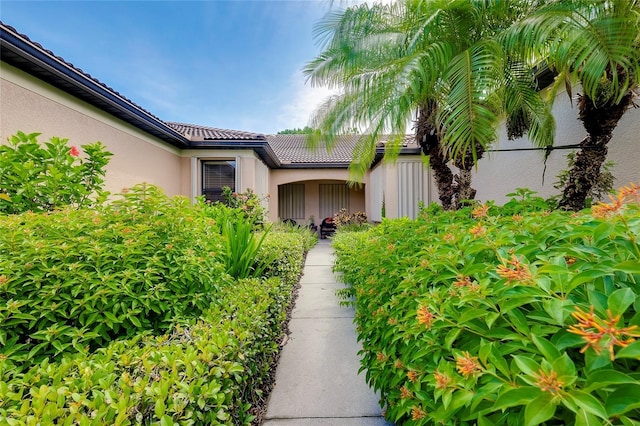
[0, 183, 310, 424]
[0, 184, 228, 370]
[0, 131, 112, 214]
[333, 186, 640, 425]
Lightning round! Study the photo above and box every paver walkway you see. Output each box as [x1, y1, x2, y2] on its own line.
[263, 240, 392, 426]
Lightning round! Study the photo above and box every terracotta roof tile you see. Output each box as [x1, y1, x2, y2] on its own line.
[267, 134, 356, 164]
[167, 122, 266, 141]
[266, 134, 420, 165]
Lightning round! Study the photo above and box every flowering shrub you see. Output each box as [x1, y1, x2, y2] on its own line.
[0, 184, 228, 371]
[333, 207, 368, 226]
[0, 131, 112, 214]
[333, 184, 640, 425]
[220, 186, 268, 226]
[0, 184, 312, 424]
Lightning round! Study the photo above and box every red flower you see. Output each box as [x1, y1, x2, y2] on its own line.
[70, 146, 80, 157]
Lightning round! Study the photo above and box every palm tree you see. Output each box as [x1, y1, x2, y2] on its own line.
[506, 0, 640, 210]
[305, 0, 554, 209]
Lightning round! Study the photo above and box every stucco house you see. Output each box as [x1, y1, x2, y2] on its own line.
[2, 22, 639, 224]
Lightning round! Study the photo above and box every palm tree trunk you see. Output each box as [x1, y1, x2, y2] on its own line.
[416, 103, 456, 210]
[453, 143, 485, 208]
[559, 90, 633, 211]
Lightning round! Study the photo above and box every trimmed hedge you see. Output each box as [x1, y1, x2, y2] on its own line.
[333, 189, 640, 425]
[0, 277, 294, 425]
[0, 185, 228, 370]
[0, 184, 312, 424]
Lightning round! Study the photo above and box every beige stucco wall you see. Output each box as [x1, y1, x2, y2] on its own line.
[1, 63, 184, 197]
[471, 89, 640, 205]
[369, 156, 432, 220]
[268, 168, 366, 223]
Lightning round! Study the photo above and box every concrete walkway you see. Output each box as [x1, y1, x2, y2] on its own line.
[263, 240, 391, 426]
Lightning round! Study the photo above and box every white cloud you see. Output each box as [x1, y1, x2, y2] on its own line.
[275, 70, 340, 133]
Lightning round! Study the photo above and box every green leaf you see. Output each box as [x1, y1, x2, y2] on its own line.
[444, 328, 462, 350]
[552, 353, 576, 378]
[569, 268, 609, 289]
[616, 341, 640, 359]
[574, 408, 603, 426]
[615, 260, 640, 274]
[513, 355, 540, 376]
[524, 393, 556, 426]
[607, 288, 636, 317]
[568, 390, 609, 420]
[532, 334, 561, 362]
[129, 315, 142, 328]
[605, 384, 640, 416]
[543, 299, 572, 326]
[155, 399, 166, 418]
[585, 370, 638, 391]
[493, 387, 542, 411]
[459, 308, 489, 324]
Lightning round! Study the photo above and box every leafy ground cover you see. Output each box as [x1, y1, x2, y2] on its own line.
[0, 184, 314, 425]
[333, 185, 640, 425]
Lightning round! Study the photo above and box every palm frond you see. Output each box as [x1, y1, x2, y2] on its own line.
[438, 40, 503, 163]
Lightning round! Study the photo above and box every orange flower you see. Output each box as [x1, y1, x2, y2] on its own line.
[434, 371, 451, 390]
[411, 405, 428, 420]
[512, 214, 524, 222]
[420, 259, 429, 268]
[417, 306, 435, 328]
[0, 275, 7, 285]
[400, 385, 413, 399]
[407, 370, 419, 383]
[472, 204, 490, 218]
[443, 233, 455, 242]
[469, 224, 486, 237]
[394, 359, 404, 369]
[567, 306, 640, 360]
[376, 352, 387, 362]
[533, 369, 564, 395]
[619, 182, 640, 204]
[456, 351, 481, 378]
[388, 317, 397, 325]
[592, 192, 625, 218]
[454, 275, 472, 288]
[496, 255, 532, 284]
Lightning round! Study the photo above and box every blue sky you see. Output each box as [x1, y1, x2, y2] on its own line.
[0, 1, 362, 134]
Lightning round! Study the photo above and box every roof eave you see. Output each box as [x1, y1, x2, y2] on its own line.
[277, 162, 351, 169]
[0, 23, 190, 148]
[188, 140, 281, 168]
[371, 147, 422, 167]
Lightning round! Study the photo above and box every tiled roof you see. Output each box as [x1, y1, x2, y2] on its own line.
[267, 134, 420, 165]
[267, 134, 356, 164]
[167, 122, 266, 141]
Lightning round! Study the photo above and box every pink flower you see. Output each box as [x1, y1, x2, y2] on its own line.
[70, 146, 80, 157]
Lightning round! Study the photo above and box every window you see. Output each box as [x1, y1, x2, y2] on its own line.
[278, 183, 305, 220]
[202, 160, 236, 203]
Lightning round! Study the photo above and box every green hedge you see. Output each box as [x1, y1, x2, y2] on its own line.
[0, 185, 228, 370]
[333, 190, 640, 425]
[0, 277, 294, 425]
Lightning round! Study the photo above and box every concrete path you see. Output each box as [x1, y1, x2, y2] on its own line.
[263, 240, 392, 426]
